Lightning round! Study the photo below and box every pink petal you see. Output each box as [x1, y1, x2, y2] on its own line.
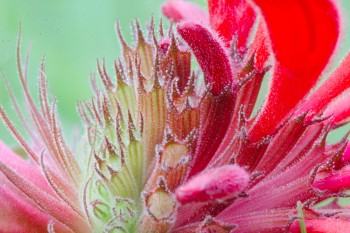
[313, 165, 350, 193]
[162, 0, 209, 24]
[176, 165, 250, 204]
[342, 143, 350, 163]
[0, 160, 90, 233]
[177, 21, 234, 94]
[219, 130, 328, 219]
[0, 172, 71, 232]
[249, 0, 339, 142]
[323, 91, 350, 126]
[217, 208, 291, 232]
[290, 218, 350, 233]
[208, 0, 256, 48]
[0, 141, 52, 194]
[0, 176, 51, 232]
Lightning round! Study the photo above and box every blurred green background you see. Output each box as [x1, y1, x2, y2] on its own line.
[0, 0, 349, 146]
[0, 0, 205, 145]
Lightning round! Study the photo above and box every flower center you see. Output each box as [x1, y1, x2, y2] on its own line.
[81, 21, 204, 232]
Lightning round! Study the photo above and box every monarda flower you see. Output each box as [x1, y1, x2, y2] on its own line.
[1, 0, 350, 232]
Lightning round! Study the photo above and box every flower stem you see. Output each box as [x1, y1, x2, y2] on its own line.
[297, 201, 307, 233]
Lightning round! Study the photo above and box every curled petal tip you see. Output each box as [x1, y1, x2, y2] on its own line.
[162, 0, 209, 24]
[175, 165, 250, 204]
[177, 21, 234, 94]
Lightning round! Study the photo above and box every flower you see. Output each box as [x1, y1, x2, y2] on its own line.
[1, 0, 350, 232]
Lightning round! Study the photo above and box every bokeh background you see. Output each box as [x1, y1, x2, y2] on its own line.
[0, 0, 349, 146]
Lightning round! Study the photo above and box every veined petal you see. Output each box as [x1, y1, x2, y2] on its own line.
[290, 218, 350, 233]
[249, 0, 339, 141]
[162, 0, 208, 24]
[0, 141, 52, 194]
[0, 161, 90, 233]
[177, 21, 234, 94]
[208, 0, 256, 48]
[0, 175, 64, 232]
[216, 208, 291, 232]
[0, 172, 72, 233]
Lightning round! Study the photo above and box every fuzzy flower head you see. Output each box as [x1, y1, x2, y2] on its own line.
[1, 0, 350, 232]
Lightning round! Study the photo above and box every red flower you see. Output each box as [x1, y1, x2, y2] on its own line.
[1, 0, 350, 232]
[162, 0, 350, 232]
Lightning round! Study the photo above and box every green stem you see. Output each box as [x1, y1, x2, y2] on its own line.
[297, 201, 307, 233]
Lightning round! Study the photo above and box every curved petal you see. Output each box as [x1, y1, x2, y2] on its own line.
[177, 21, 237, 177]
[162, 0, 209, 24]
[249, 0, 339, 142]
[177, 21, 234, 94]
[208, 0, 256, 48]
[299, 52, 350, 120]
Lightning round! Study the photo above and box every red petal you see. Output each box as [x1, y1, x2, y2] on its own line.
[342, 143, 350, 163]
[247, 23, 270, 72]
[176, 165, 249, 204]
[176, 21, 239, 173]
[299, 52, 350, 120]
[208, 0, 256, 48]
[249, 0, 339, 142]
[162, 0, 208, 24]
[177, 21, 234, 94]
[189, 93, 237, 177]
[290, 218, 350, 233]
